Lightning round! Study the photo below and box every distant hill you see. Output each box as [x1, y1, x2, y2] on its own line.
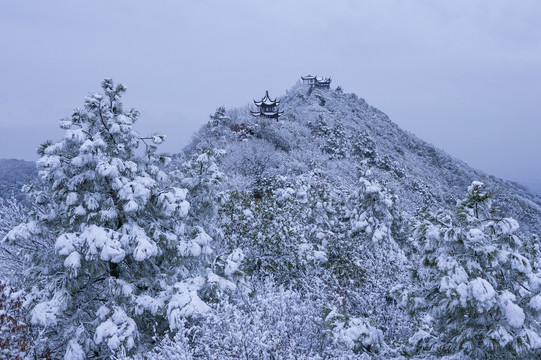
[0, 159, 36, 200]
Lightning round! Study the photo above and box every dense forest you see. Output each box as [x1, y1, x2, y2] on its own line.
[1, 79, 541, 359]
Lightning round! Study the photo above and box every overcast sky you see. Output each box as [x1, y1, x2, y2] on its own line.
[1, 0, 540, 184]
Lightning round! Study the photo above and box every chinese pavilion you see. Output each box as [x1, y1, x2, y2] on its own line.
[301, 75, 332, 89]
[251, 90, 284, 119]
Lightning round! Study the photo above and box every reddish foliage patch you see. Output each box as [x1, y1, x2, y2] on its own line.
[0, 282, 31, 360]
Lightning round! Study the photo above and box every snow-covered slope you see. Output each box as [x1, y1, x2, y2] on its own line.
[3, 81, 540, 359]
[186, 82, 541, 237]
[519, 179, 541, 196]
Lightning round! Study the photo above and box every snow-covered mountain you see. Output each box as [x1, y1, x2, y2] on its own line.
[2, 80, 541, 359]
[3, 83, 539, 236]
[164, 81, 541, 358]
[186, 82, 541, 237]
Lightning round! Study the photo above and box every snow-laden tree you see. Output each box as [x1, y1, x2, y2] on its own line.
[215, 166, 410, 353]
[218, 186, 317, 284]
[315, 169, 410, 348]
[0, 197, 26, 275]
[2, 79, 219, 358]
[128, 281, 376, 360]
[178, 148, 224, 229]
[406, 181, 541, 358]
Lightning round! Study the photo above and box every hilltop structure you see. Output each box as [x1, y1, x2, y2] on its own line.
[251, 90, 284, 119]
[301, 75, 331, 89]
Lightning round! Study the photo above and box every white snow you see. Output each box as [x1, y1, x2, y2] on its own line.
[326, 310, 384, 351]
[64, 340, 85, 360]
[489, 326, 513, 347]
[64, 251, 81, 269]
[55, 233, 78, 255]
[4, 221, 41, 244]
[313, 250, 328, 263]
[135, 295, 164, 316]
[133, 236, 158, 261]
[496, 218, 520, 235]
[510, 253, 532, 274]
[123, 200, 139, 213]
[94, 306, 137, 351]
[524, 329, 541, 349]
[100, 238, 125, 263]
[97, 161, 120, 178]
[96, 305, 110, 320]
[74, 205, 86, 216]
[31, 300, 59, 327]
[467, 228, 485, 244]
[80, 225, 126, 263]
[85, 195, 99, 210]
[66, 192, 78, 205]
[372, 225, 388, 243]
[503, 301, 525, 328]
[224, 259, 240, 276]
[469, 277, 496, 311]
[529, 294, 541, 311]
[207, 272, 236, 291]
[167, 290, 211, 330]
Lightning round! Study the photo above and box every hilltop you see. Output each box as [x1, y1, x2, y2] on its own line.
[186, 82, 541, 237]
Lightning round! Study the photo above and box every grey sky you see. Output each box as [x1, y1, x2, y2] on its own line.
[1, 0, 540, 183]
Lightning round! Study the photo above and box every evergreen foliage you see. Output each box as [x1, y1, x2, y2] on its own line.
[1, 80, 541, 359]
[2, 80, 220, 358]
[407, 181, 541, 358]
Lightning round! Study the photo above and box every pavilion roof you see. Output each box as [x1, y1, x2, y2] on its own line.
[254, 90, 280, 106]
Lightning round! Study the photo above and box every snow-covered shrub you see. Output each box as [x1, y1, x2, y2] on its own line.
[2, 80, 222, 358]
[0, 198, 26, 275]
[218, 189, 314, 283]
[317, 174, 411, 347]
[208, 106, 229, 127]
[134, 281, 365, 360]
[197, 284, 328, 359]
[325, 308, 385, 355]
[309, 117, 349, 159]
[178, 148, 224, 229]
[216, 165, 412, 351]
[407, 181, 541, 358]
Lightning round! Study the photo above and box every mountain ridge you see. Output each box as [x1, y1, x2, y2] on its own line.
[185, 82, 541, 237]
[3, 84, 538, 235]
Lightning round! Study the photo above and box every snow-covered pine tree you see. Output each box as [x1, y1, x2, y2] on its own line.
[178, 148, 224, 230]
[407, 181, 541, 358]
[0, 197, 26, 275]
[2, 79, 216, 359]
